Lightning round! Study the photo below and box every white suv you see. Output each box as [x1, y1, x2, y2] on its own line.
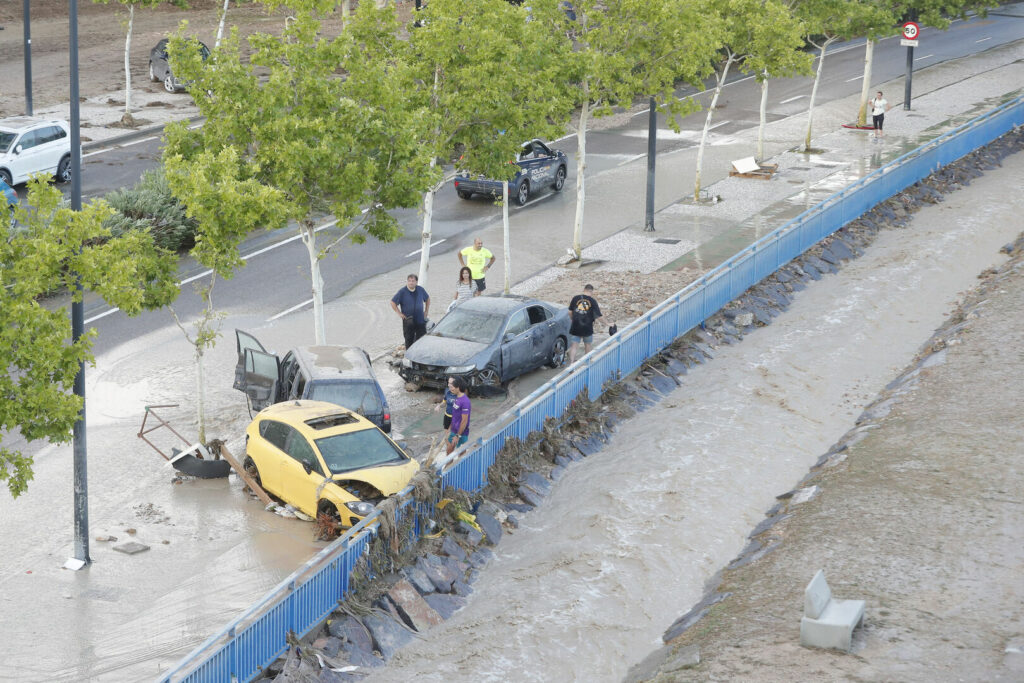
[0, 117, 73, 187]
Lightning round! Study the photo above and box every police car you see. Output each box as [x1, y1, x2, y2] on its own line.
[453, 139, 568, 206]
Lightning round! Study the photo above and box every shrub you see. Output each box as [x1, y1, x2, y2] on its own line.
[104, 168, 198, 252]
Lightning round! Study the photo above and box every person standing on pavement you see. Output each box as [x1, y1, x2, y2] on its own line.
[446, 377, 471, 454]
[434, 377, 457, 431]
[871, 91, 890, 139]
[567, 284, 603, 364]
[451, 266, 480, 310]
[390, 274, 430, 351]
[458, 238, 495, 293]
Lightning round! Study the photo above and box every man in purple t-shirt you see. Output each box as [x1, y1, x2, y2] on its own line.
[446, 377, 471, 454]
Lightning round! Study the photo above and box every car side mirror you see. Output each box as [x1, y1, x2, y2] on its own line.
[503, 333, 515, 343]
[302, 461, 312, 475]
[14, 145, 22, 155]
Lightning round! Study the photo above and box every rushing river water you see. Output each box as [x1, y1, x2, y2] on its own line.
[369, 154, 1024, 682]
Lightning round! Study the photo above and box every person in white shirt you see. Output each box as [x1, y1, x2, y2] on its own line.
[871, 91, 890, 138]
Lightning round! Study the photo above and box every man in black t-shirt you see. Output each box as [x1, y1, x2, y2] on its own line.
[567, 284, 603, 364]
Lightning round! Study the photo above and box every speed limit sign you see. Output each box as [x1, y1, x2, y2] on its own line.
[902, 21, 920, 40]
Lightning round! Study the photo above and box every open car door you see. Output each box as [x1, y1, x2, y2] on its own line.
[233, 329, 281, 411]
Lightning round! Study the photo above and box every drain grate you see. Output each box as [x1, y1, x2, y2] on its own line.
[653, 238, 681, 244]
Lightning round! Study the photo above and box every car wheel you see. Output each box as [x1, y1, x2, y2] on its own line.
[553, 166, 566, 192]
[457, 189, 473, 200]
[56, 155, 71, 184]
[476, 367, 502, 387]
[316, 500, 343, 540]
[515, 179, 530, 206]
[548, 336, 567, 368]
[149, 62, 159, 82]
[242, 456, 262, 490]
[0, 169, 12, 187]
[163, 74, 176, 93]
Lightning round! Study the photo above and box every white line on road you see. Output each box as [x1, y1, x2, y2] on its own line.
[83, 215, 351, 325]
[914, 54, 934, 62]
[631, 75, 757, 118]
[975, 37, 992, 43]
[845, 75, 863, 82]
[779, 95, 806, 104]
[267, 298, 314, 322]
[119, 135, 159, 148]
[405, 238, 447, 258]
[617, 153, 647, 167]
[708, 120, 731, 131]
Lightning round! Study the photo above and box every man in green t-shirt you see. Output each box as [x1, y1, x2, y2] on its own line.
[458, 238, 496, 292]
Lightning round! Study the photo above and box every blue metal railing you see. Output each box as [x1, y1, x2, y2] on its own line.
[159, 95, 1023, 683]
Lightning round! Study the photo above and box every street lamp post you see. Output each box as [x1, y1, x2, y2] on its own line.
[24, 0, 33, 115]
[69, 0, 90, 569]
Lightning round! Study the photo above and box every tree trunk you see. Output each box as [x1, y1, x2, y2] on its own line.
[804, 39, 834, 151]
[215, 0, 229, 48]
[757, 71, 768, 162]
[695, 57, 732, 202]
[124, 5, 134, 117]
[417, 187, 435, 288]
[502, 180, 511, 294]
[342, 0, 352, 26]
[571, 80, 590, 260]
[195, 344, 206, 445]
[300, 222, 327, 345]
[857, 39, 875, 127]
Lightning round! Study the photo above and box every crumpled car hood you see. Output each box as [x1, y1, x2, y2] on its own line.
[332, 460, 419, 497]
[405, 334, 489, 366]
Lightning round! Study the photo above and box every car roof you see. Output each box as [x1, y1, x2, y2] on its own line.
[292, 345, 376, 381]
[255, 400, 377, 437]
[0, 117, 67, 132]
[454, 294, 545, 315]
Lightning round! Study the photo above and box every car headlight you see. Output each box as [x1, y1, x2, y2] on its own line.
[345, 500, 376, 517]
[445, 365, 476, 374]
[401, 358, 412, 368]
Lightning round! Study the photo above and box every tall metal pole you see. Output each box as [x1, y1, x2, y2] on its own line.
[904, 44, 914, 111]
[69, 0, 90, 567]
[644, 98, 656, 232]
[23, 0, 33, 115]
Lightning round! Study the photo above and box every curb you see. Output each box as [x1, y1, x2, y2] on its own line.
[81, 115, 204, 152]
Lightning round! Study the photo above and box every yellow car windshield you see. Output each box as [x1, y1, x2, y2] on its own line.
[315, 429, 406, 475]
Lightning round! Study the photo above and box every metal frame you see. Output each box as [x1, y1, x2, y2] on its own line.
[159, 95, 1023, 683]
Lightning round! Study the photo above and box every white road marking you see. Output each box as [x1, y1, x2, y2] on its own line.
[708, 120, 731, 131]
[914, 54, 934, 62]
[267, 298, 314, 322]
[119, 135, 158, 148]
[845, 75, 863, 82]
[779, 95, 806, 104]
[405, 238, 447, 258]
[617, 153, 647, 167]
[631, 74, 757, 117]
[975, 37, 992, 43]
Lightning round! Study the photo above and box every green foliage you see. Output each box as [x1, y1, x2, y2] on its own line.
[164, 1, 430, 270]
[0, 180, 178, 498]
[103, 168, 198, 252]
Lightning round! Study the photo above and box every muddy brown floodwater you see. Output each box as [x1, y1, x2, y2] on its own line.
[366, 154, 1024, 682]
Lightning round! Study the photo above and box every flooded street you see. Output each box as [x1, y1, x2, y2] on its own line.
[371, 153, 1024, 682]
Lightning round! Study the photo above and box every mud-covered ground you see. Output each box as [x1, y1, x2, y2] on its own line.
[628, 235, 1024, 681]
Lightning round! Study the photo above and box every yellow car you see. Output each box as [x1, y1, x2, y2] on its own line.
[243, 401, 419, 528]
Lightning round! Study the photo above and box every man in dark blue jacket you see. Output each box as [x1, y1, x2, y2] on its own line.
[390, 274, 430, 351]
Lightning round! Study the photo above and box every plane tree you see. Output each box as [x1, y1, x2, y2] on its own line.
[560, 0, 722, 259]
[164, 0, 429, 347]
[692, 0, 801, 201]
[93, 0, 189, 124]
[0, 181, 178, 498]
[384, 0, 574, 288]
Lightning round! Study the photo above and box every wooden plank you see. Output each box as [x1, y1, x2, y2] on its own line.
[218, 444, 273, 506]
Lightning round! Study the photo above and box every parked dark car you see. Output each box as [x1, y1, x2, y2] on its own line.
[233, 330, 392, 433]
[399, 295, 570, 392]
[149, 38, 210, 93]
[453, 139, 568, 206]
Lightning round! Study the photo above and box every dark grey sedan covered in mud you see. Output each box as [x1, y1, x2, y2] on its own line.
[399, 295, 570, 392]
